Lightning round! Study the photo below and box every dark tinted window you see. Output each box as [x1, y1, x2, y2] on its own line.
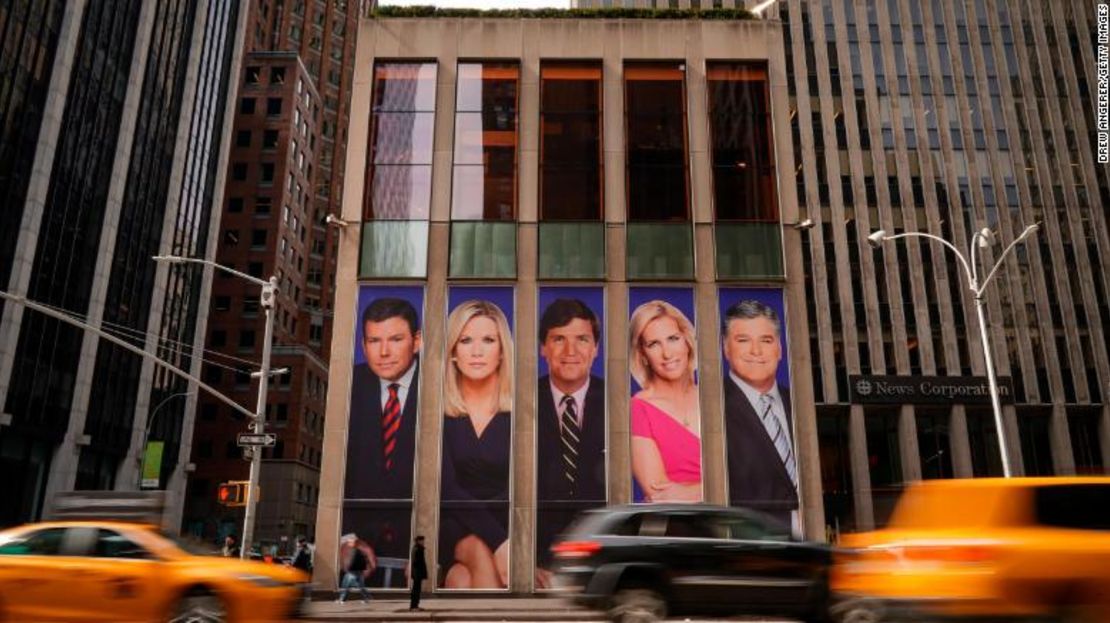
[0, 527, 66, 555]
[93, 529, 152, 559]
[605, 513, 644, 536]
[664, 513, 719, 539]
[625, 63, 688, 221]
[1034, 485, 1110, 530]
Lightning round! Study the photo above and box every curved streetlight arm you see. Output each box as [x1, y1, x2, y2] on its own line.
[145, 391, 194, 436]
[975, 226, 1039, 298]
[153, 255, 268, 288]
[881, 231, 975, 287]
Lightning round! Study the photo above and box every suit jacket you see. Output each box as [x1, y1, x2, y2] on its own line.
[344, 360, 420, 499]
[410, 543, 428, 580]
[536, 375, 606, 502]
[725, 378, 798, 526]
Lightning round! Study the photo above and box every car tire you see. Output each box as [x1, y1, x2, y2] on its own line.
[610, 587, 667, 623]
[168, 590, 227, 623]
[830, 597, 885, 623]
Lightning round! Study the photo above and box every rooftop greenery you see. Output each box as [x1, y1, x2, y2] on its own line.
[371, 5, 756, 20]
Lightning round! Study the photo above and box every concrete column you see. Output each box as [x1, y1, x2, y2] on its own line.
[511, 224, 538, 592]
[415, 222, 449, 590]
[694, 225, 724, 505]
[0, 0, 87, 407]
[848, 404, 874, 531]
[606, 225, 630, 504]
[949, 405, 973, 478]
[898, 405, 922, 482]
[1049, 404, 1076, 476]
[44, 0, 159, 509]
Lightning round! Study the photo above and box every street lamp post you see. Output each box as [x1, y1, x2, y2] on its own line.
[866, 223, 1039, 478]
[137, 391, 194, 489]
[153, 255, 277, 558]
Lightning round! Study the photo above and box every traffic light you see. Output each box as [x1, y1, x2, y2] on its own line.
[217, 481, 248, 507]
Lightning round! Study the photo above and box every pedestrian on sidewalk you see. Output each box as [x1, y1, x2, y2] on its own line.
[337, 533, 375, 603]
[292, 537, 313, 573]
[222, 534, 239, 558]
[409, 535, 428, 611]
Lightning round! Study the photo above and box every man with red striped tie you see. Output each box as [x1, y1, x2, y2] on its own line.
[344, 297, 422, 587]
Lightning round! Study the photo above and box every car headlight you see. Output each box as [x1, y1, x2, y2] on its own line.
[236, 573, 286, 588]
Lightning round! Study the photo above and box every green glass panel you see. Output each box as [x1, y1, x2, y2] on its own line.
[358, 221, 429, 278]
[626, 223, 694, 279]
[449, 221, 517, 278]
[538, 222, 605, 279]
[715, 222, 783, 279]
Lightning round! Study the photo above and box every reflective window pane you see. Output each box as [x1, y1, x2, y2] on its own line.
[367, 165, 432, 220]
[449, 221, 517, 278]
[358, 221, 429, 278]
[370, 112, 434, 164]
[452, 63, 519, 220]
[707, 63, 777, 222]
[365, 63, 437, 220]
[538, 222, 605, 279]
[541, 63, 602, 220]
[715, 222, 783, 279]
[625, 64, 689, 221]
[373, 63, 437, 111]
[626, 223, 693, 279]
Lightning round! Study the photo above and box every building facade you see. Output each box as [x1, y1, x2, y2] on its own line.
[569, 0, 1110, 537]
[314, 13, 808, 593]
[183, 0, 361, 549]
[0, 0, 247, 529]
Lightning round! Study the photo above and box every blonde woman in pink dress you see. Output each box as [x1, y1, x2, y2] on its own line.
[629, 300, 703, 503]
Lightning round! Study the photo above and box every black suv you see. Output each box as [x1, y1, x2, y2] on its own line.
[550, 504, 832, 622]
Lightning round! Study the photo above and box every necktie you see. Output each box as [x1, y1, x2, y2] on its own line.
[382, 383, 401, 471]
[560, 395, 580, 496]
[760, 393, 797, 486]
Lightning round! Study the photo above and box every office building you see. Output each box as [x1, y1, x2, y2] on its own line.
[314, 10, 801, 592]
[183, 0, 361, 548]
[0, 0, 248, 530]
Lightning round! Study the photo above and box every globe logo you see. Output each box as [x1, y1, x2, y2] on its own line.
[855, 379, 873, 396]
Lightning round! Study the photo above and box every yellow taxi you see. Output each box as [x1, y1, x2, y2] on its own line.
[0, 520, 309, 622]
[831, 477, 1110, 623]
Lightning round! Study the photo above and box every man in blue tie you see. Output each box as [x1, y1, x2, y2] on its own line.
[722, 300, 798, 529]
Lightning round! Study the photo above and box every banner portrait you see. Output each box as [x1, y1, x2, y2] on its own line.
[438, 286, 515, 589]
[628, 287, 702, 504]
[534, 286, 606, 589]
[342, 285, 425, 588]
[718, 287, 798, 530]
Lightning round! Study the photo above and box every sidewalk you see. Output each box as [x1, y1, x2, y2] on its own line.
[303, 596, 606, 621]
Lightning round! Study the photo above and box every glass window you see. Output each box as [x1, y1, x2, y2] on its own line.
[358, 221, 429, 278]
[452, 62, 520, 221]
[540, 63, 603, 220]
[626, 223, 693, 279]
[538, 222, 605, 279]
[240, 97, 255, 114]
[706, 63, 777, 222]
[715, 222, 782, 279]
[916, 409, 954, 479]
[1034, 485, 1110, 530]
[0, 527, 66, 556]
[625, 63, 689, 221]
[92, 530, 152, 559]
[364, 62, 437, 220]
[267, 97, 282, 116]
[449, 221, 516, 278]
[263, 129, 278, 149]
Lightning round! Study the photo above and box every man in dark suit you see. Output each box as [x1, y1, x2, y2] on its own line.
[346, 297, 422, 499]
[408, 535, 428, 610]
[344, 297, 421, 586]
[722, 300, 798, 529]
[535, 298, 606, 586]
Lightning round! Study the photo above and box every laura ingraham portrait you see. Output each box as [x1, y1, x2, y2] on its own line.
[438, 286, 515, 590]
[719, 287, 799, 530]
[535, 287, 606, 589]
[343, 285, 424, 588]
[628, 288, 703, 504]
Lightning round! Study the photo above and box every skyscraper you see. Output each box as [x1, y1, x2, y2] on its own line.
[0, 0, 247, 530]
[182, 0, 362, 547]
